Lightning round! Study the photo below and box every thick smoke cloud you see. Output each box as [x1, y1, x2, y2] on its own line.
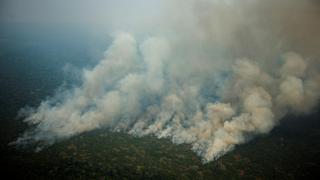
[13, 0, 320, 162]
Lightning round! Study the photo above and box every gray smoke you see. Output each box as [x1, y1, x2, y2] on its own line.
[13, 0, 320, 162]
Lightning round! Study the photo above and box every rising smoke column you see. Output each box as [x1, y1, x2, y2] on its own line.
[14, 0, 320, 162]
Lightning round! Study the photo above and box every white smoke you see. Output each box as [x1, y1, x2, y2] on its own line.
[13, 0, 320, 162]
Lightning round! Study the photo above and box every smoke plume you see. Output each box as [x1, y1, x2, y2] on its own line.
[13, 0, 320, 162]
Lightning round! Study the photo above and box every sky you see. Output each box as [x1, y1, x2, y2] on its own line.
[0, 0, 163, 26]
